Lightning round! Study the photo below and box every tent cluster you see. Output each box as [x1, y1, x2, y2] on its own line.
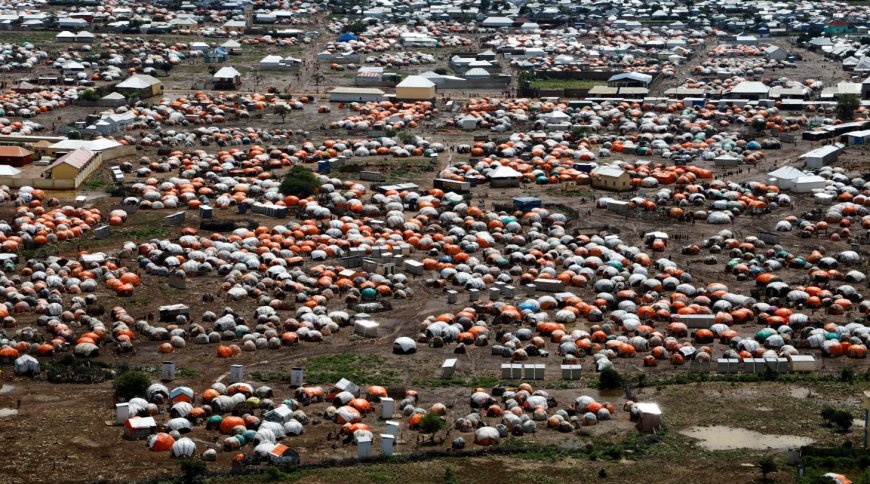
[329, 101, 435, 131]
[492, 24, 701, 75]
[1, 189, 123, 252]
[0, 86, 75, 118]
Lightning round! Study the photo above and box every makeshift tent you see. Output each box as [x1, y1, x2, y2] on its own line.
[14, 354, 39, 375]
[170, 438, 196, 458]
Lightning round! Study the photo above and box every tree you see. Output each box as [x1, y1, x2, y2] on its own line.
[598, 367, 624, 390]
[479, 0, 491, 12]
[418, 412, 446, 443]
[113, 370, 150, 401]
[837, 93, 860, 121]
[179, 458, 207, 484]
[752, 117, 767, 132]
[396, 131, 416, 145]
[346, 21, 366, 34]
[275, 104, 291, 123]
[758, 455, 777, 483]
[279, 166, 321, 198]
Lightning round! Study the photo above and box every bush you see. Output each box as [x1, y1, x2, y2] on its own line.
[839, 367, 855, 383]
[278, 166, 320, 198]
[264, 466, 289, 481]
[821, 406, 853, 433]
[179, 458, 207, 484]
[759, 455, 777, 482]
[598, 367, 624, 390]
[79, 89, 100, 102]
[444, 466, 457, 484]
[346, 21, 366, 34]
[113, 370, 150, 401]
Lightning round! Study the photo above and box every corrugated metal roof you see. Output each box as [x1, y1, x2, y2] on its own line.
[49, 148, 95, 170]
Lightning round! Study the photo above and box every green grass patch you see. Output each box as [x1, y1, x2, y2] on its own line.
[530, 78, 605, 90]
[80, 171, 111, 192]
[413, 375, 500, 389]
[640, 368, 870, 387]
[252, 354, 400, 387]
[798, 453, 870, 483]
[118, 225, 173, 240]
[176, 368, 199, 378]
[503, 433, 670, 462]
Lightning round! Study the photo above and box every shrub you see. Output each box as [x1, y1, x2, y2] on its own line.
[759, 455, 777, 482]
[598, 367, 624, 390]
[840, 367, 855, 383]
[821, 406, 853, 433]
[79, 89, 100, 102]
[113, 370, 150, 401]
[396, 131, 416, 145]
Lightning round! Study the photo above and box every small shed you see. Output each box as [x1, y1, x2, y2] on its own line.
[116, 74, 163, 98]
[268, 444, 300, 466]
[488, 165, 521, 188]
[99, 92, 128, 107]
[842, 129, 870, 145]
[221, 39, 242, 54]
[766, 166, 807, 191]
[591, 166, 630, 191]
[213, 67, 241, 90]
[0, 146, 33, 167]
[458, 115, 480, 130]
[354, 319, 380, 338]
[513, 196, 541, 212]
[635, 403, 662, 433]
[328, 87, 385, 103]
[124, 416, 157, 439]
[792, 175, 828, 193]
[714, 154, 740, 167]
[800, 143, 842, 169]
[159, 304, 190, 322]
[607, 72, 652, 88]
[788, 355, 816, 373]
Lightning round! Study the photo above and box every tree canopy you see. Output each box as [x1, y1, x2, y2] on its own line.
[279, 166, 321, 198]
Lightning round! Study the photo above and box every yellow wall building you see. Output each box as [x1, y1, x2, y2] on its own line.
[395, 76, 436, 100]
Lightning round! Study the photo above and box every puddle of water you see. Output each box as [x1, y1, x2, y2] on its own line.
[680, 425, 814, 451]
[0, 384, 14, 394]
[789, 387, 811, 399]
[0, 408, 18, 417]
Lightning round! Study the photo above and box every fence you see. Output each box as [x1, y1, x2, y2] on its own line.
[800, 446, 870, 458]
[0, 177, 76, 190]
